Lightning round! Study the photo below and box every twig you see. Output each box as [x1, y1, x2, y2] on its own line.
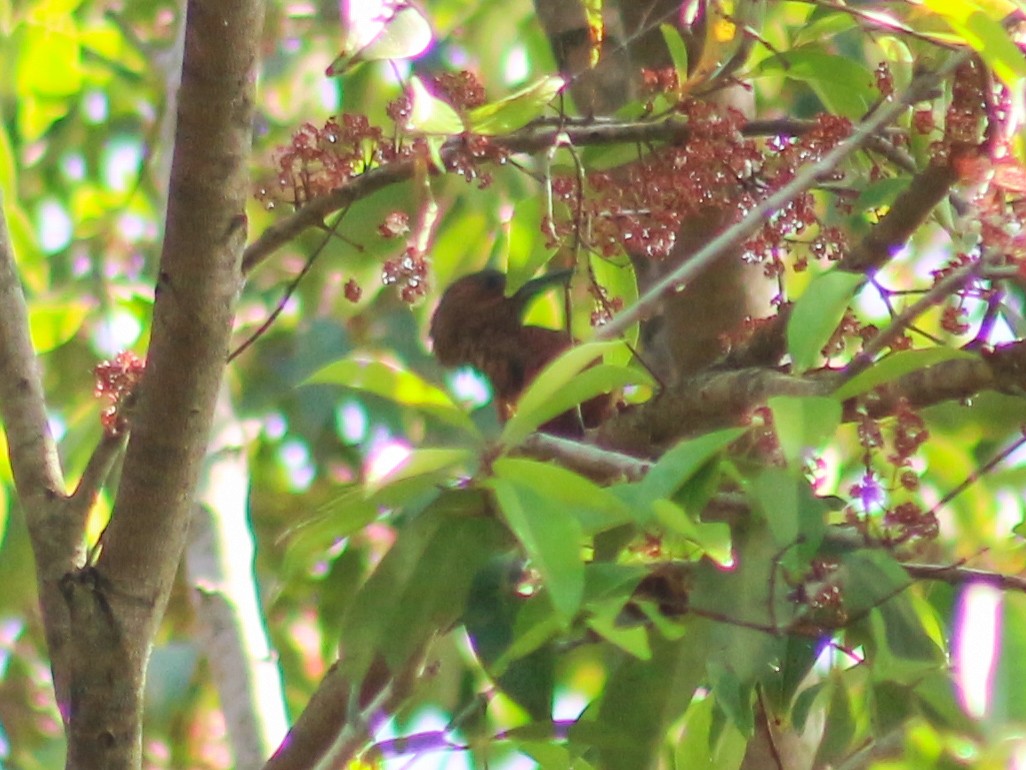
[902, 562, 1026, 593]
[520, 433, 651, 481]
[840, 260, 983, 383]
[242, 117, 851, 275]
[230, 207, 350, 362]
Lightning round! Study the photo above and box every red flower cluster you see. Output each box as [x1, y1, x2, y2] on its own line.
[94, 351, 145, 436]
[382, 247, 428, 303]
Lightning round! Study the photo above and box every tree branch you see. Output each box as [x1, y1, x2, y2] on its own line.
[0, 187, 80, 724]
[242, 116, 855, 276]
[61, 1, 265, 767]
[600, 338, 1025, 453]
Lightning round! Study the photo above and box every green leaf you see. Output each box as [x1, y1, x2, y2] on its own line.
[708, 662, 755, 735]
[754, 46, 874, 117]
[787, 270, 864, 372]
[305, 353, 478, 434]
[767, 395, 841, 468]
[337, 496, 508, 682]
[853, 176, 913, 213]
[995, 592, 1026, 723]
[465, 557, 557, 718]
[746, 470, 824, 562]
[591, 622, 710, 770]
[659, 23, 689, 85]
[492, 457, 631, 534]
[0, 120, 16, 193]
[16, 19, 83, 98]
[832, 347, 978, 401]
[489, 477, 585, 625]
[516, 741, 570, 770]
[652, 499, 732, 565]
[812, 675, 855, 768]
[923, 0, 1026, 90]
[283, 480, 451, 579]
[327, 2, 432, 76]
[500, 341, 648, 446]
[840, 550, 910, 617]
[29, 299, 89, 353]
[587, 255, 640, 353]
[406, 75, 465, 135]
[675, 694, 747, 770]
[365, 446, 474, 494]
[636, 427, 744, 503]
[587, 602, 652, 659]
[467, 75, 565, 135]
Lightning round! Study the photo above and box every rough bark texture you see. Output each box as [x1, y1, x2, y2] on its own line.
[44, 1, 264, 767]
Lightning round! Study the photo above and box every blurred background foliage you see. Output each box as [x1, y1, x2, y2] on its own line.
[2, 0, 1026, 768]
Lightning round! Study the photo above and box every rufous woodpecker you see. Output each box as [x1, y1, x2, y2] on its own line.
[430, 269, 606, 437]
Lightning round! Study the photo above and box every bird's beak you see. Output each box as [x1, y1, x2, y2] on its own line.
[511, 269, 572, 305]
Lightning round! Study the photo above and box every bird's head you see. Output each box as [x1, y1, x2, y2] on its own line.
[429, 269, 571, 366]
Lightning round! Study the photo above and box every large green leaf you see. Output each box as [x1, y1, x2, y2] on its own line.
[633, 427, 744, 506]
[464, 556, 557, 719]
[922, 0, 1026, 90]
[16, 19, 83, 98]
[652, 499, 732, 565]
[588, 622, 710, 770]
[990, 591, 1026, 724]
[305, 353, 478, 434]
[327, 2, 433, 76]
[832, 347, 978, 401]
[674, 693, 747, 770]
[787, 270, 864, 372]
[749, 468, 827, 566]
[500, 341, 648, 446]
[467, 75, 565, 135]
[492, 457, 631, 534]
[406, 75, 465, 134]
[754, 46, 874, 117]
[488, 476, 585, 625]
[336, 494, 509, 682]
[767, 395, 841, 468]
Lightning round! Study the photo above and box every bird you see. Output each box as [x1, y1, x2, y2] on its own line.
[430, 269, 607, 437]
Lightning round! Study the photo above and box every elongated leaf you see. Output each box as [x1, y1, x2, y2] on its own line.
[993, 593, 1026, 722]
[306, 354, 477, 433]
[748, 468, 826, 564]
[659, 23, 689, 86]
[767, 395, 841, 468]
[754, 47, 873, 117]
[492, 457, 631, 534]
[675, 694, 747, 770]
[637, 427, 744, 503]
[501, 341, 648, 445]
[365, 446, 473, 494]
[467, 75, 565, 135]
[922, 0, 1026, 90]
[787, 270, 864, 372]
[832, 347, 978, 401]
[406, 75, 465, 134]
[591, 622, 710, 770]
[465, 556, 557, 718]
[327, 2, 432, 76]
[338, 495, 508, 682]
[652, 499, 732, 565]
[489, 477, 585, 625]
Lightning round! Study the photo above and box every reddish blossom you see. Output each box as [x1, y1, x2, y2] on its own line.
[94, 351, 145, 436]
